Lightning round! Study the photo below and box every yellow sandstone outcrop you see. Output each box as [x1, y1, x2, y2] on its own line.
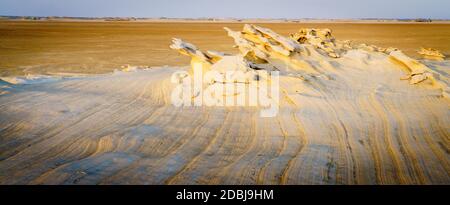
[290, 28, 343, 58]
[169, 38, 214, 73]
[389, 50, 448, 97]
[0, 24, 449, 185]
[417, 47, 446, 60]
[170, 24, 449, 98]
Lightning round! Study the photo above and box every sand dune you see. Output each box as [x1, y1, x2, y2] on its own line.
[0, 24, 449, 185]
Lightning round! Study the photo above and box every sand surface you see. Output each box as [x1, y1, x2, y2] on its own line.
[0, 22, 449, 185]
[1, 21, 450, 76]
[0, 63, 448, 184]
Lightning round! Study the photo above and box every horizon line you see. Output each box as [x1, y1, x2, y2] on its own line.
[1, 15, 448, 21]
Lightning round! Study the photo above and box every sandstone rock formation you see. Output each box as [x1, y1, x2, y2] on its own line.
[170, 24, 448, 98]
[289, 28, 344, 58]
[389, 50, 449, 97]
[417, 47, 446, 60]
[0, 24, 449, 185]
[169, 38, 214, 73]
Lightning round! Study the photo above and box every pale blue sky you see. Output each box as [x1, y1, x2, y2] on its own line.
[0, 0, 449, 19]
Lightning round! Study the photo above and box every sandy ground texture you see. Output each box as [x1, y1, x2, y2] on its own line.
[0, 22, 449, 185]
[0, 21, 450, 76]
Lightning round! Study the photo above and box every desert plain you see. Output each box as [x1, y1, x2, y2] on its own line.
[1, 21, 450, 76]
[0, 20, 448, 184]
